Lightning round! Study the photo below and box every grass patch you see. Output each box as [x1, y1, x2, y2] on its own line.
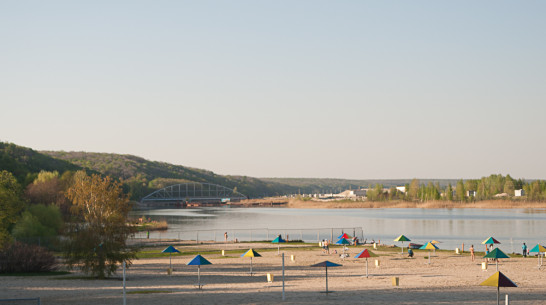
[127, 290, 172, 294]
[0, 271, 71, 277]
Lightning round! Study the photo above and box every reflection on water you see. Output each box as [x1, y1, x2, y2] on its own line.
[131, 207, 546, 252]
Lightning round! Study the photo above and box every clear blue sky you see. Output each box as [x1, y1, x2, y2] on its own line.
[1, 1, 545, 179]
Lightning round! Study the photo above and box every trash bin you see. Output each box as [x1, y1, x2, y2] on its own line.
[455, 248, 460, 254]
[291, 255, 295, 262]
[267, 273, 274, 283]
[167, 268, 172, 275]
[482, 262, 488, 271]
[375, 260, 380, 267]
[222, 250, 225, 256]
[392, 277, 399, 286]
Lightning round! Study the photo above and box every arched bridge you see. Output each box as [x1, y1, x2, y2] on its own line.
[141, 183, 247, 204]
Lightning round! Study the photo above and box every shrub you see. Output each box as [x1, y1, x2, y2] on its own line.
[0, 242, 57, 273]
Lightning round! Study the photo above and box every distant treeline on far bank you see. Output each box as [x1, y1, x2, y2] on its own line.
[299, 174, 546, 203]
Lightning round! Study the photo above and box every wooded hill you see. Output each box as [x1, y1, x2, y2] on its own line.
[2, 142, 541, 201]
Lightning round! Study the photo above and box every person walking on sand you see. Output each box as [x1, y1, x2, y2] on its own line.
[522, 243, 527, 257]
[224, 232, 228, 243]
[470, 244, 475, 262]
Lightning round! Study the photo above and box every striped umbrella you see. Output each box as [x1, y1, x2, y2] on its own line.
[480, 271, 517, 305]
[241, 249, 262, 276]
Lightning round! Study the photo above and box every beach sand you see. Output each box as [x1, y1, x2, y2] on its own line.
[1, 242, 545, 304]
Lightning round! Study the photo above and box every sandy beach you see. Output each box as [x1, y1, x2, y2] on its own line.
[1, 241, 545, 304]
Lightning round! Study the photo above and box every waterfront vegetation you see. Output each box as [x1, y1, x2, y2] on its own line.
[1, 141, 546, 277]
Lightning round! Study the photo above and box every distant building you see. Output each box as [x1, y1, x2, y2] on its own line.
[396, 186, 406, 193]
[515, 189, 524, 197]
[354, 189, 367, 197]
[466, 190, 477, 197]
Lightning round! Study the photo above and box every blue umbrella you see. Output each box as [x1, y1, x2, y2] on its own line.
[311, 261, 342, 293]
[162, 245, 180, 271]
[336, 238, 351, 257]
[187, 255, 212, 289]
[272, 236, 286, 254]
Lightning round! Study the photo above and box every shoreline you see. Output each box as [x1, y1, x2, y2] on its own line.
[238, 198, 546, 209]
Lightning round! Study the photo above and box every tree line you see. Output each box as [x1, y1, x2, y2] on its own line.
[0, 169, 134, 278]
[365, 174, 546, 202]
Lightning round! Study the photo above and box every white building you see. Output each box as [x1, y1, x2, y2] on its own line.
[515, 189, 524, 197]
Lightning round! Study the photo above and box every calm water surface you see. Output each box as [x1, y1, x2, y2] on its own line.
[132, 207, 546, 253]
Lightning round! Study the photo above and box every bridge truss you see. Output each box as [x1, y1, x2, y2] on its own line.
[141, 183, 247, 204]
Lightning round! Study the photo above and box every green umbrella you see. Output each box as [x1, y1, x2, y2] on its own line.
[162, 245, 180, 271]
[419, 242, 439, 264]
[529, 244, 546, 268]
[394, 235, 411, 254]
[336, 238, 351, 258]
[480, 271, 517, 305]
[271, 236, 286, 255]
[483, 248, 510, 271]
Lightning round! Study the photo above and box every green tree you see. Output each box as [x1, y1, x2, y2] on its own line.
[64, 171, 136, 278]
[456, 179, 466, 202]
[0, 171, 25, 248]
[12, 204, 63, 240]
[503, 179, 515, 196]
[446, 183, 453, 201]
[408, 179, 420, 201]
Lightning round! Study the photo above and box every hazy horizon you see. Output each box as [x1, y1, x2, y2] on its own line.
[2, 1, 545, 180]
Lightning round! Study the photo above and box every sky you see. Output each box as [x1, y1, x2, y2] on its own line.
[1, 1, 545, 180]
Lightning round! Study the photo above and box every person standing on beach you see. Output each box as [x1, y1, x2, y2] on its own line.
[522, 243, 527, 257]
[224, 232, 228, 243]
[470, 245, 475, 261]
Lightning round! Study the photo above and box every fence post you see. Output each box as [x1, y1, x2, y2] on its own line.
[331, 228, 333, 241]
[267, 229, 269, 241]
[214, 231, 217, 242]
[300, 230, 302, 241]
[317, 231, 320, 242]
[250, 230, 252, 241]
[196, 231, 199, 244]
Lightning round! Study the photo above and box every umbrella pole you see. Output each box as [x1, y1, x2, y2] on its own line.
[170, 253, 172, 270]
[496, 259, 499, 271]
[250, 257, 253, 276]
[366, 258, 369, 278]
[497, 286, 499, 305]
[198, 265, 201, 289]
[401, 242, 404, 254]
[325, 266, 328, 293]
[428, 251, 431, 264]
[278, 244, 280, 255]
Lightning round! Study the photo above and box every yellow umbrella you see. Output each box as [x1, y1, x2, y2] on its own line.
[480, 271, 517, 305]
[241, 249, 262, 276]
[419, 242, 439, 264]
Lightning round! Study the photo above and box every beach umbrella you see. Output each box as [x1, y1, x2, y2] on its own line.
[394, 235, 411, 254]
[271, 236, 286, 255]
[419, 242, 439, 264]
[187, 255, 212, 289]
[336, 238, 351, 257]
[338, 233, 352, 240]
[162, 245, 180, 271]
[241, 249, 261, 276]
[483, 248, 510, 271]
[480, 271, 517, 305]
[354, 249, 376, 278]
[482, 237, 501, 245]
[310, 260, 342, 293]
[529, 244, 546, 267]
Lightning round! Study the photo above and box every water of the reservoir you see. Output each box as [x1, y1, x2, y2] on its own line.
[131, 207, 546, 253]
